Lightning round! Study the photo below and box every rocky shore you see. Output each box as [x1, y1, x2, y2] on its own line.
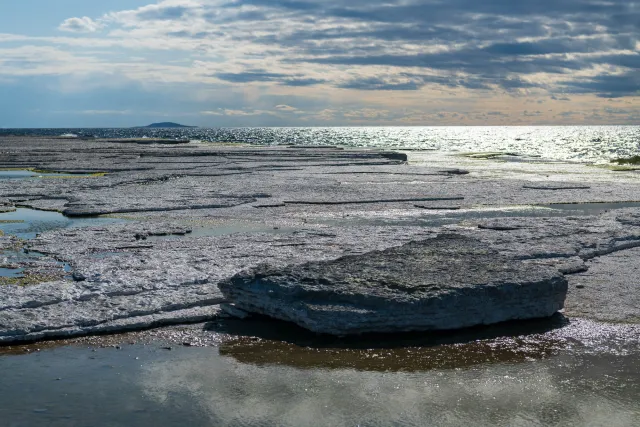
[1, 136, 640, 342]
[220, 234, 568, 335]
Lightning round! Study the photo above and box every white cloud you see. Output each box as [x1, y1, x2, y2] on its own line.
[59, 17, 104, 33]
[202, 108, 277, 117]
[275, 105, 298, 111]
[0, 0, 637, 125]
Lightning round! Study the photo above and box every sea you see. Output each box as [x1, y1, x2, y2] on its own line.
[1, 126, 639, 163]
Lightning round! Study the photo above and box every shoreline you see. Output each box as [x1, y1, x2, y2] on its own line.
[1, 135, 639, 425]
[1, 135, 640, 344]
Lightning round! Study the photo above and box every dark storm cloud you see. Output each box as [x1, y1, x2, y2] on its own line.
[214, 71, 325, 87]
[592, 53, 640, 69]
[137, 6, 190, 20]
[304, 50, 585, 75]
[482, 38, 619, 56]
[215, 71, 290, 83]
[168, 0, 639, 97]
[336, 74, 496, 91]
[282, 78, 326, 86]
[337, 77, 422, 91]
[224, 0, 633, 25]
[560, 72, 640, 98]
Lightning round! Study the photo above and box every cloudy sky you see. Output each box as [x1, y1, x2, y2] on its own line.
[0, 0, 638, 127]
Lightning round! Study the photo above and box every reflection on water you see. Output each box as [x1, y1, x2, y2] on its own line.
[315, 201, 640, 229]
[0, 266, 24, 278]
[219, 335, 563, 372]
[0, 208, 125, 239]
[545, 201, 640, 215]
[146, 222, 296, 241]
[0, 170, 96, 179]
[2, 126, 639, 163]
[211, 315, 570, 372]
[144, 349, 639, 427]
[0, 170, 42, 179]
[0, 318, 639, 426]
[0, 247, 71, 280]
[314, 205, 585, 228]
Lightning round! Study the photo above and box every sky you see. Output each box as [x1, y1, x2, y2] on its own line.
[0, 0, 638, 127]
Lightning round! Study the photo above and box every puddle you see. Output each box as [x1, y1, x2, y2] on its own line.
[0, 208, 125, 240]
[544, 201, 640, 215]
[0, 170, 97, 180]
[146, 222, 297, 241]
[0, 208, 122, 276]
[0, 267, 24, 278]
[314, 202, 640, 228]
[1, 247, 72, 280]
[314, 206, 572, 228]
[210, 314, 572, 372]
[0, 318, 638, 426]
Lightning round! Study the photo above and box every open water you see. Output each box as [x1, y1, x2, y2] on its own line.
[1, 126, 639, 163]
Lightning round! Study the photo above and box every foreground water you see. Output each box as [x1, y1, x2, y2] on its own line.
[0, 317, 638, 427]
[2, 126, 639, 163]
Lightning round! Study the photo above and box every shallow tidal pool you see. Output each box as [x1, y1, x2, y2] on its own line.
[0, 317, 638, 427]
[0, 170, 99, 180]
[0, 208, 124, 240]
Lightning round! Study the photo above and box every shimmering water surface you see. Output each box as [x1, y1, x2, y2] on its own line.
[0, 318, 639, 427]
[314, 202, 640, 228]
[2, 126, 639, 163]
[146, 222, 297, 242]
[0, 170, 94, 179]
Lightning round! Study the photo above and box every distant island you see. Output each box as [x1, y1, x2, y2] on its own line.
[138, 122, 197, 128]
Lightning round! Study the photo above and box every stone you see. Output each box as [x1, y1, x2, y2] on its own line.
[414, 205, 462, 210]
[219, 303, 251, 319]
[565, 246, 640, 323]
[71, 272, 86, 282]
[379, 152, 408, 162]
[523, 184, 591, 190]
[439, 168, 470, 175]
[3, 136, 640, 343]
[284, 196, 464, 205]
[219, 234, 568, 335]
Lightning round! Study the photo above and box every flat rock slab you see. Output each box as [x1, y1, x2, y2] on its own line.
[284, 196, 464, 205]
[565, 247, 640, 323]
[523, 184, 591, 190]
[220, 234, 568, 335]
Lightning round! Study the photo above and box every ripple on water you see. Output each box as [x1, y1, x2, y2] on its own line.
[2, 126, 639, 163]
[0, 317, 638, 427]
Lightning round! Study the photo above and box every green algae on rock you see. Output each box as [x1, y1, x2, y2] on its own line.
[611, 155, 640, 165]
[0, 272, 61, 287]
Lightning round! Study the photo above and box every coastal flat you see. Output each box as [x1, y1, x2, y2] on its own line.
[1, 136, 640, 342]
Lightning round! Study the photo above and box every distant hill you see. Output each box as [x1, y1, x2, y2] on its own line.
[140, 122, 196, 128]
